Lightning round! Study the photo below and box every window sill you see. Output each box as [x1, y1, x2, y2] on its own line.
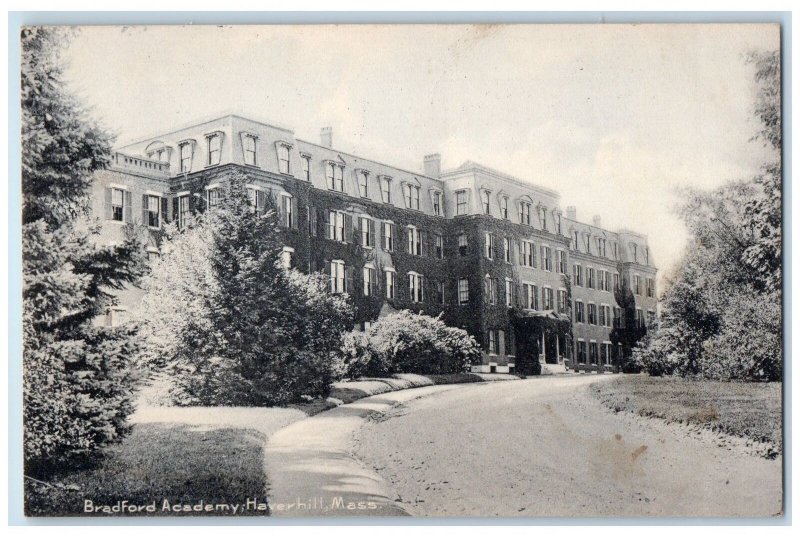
[244, 163, 261, 169]
[204, 163, 221, 169]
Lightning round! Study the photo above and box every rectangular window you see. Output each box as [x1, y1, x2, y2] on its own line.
[599, 305, 607, 326]
[647, 278, 655, 298]
[636, 308, 645, 328]
[503, 238, 511, 263]
[278, 144, 291, 174]
[146, 194, 160, 228]
[458, 233, 468, 257]
[588, 303, 597, 325]
[541, 245, 552, 271]
[557, 290, 567, 314]
[573, 264, 583, 286]
[244, 135, 257, 166]
[520, 202, 531, 225]
[556, 213, 562, 234]
[359, 217, 373, 247]
[613, 272, 621, 290]
[433, 191, 442, 216]
[540, 207, 548, 230]
[485, 233, 494, 260]
[520, 241, 535, 267]
[456, 191, 468, 215]
[409, 273, 424, 303]
[207, 135, 221, 166]
[331, 260, 346, 294]
[523, 283, 539, 310]
[485, 277, 497, 305]
[500, 196, 509, 219]
[111, 187, 125, 222]
[177, 194, 190, 230]
[587, 267, 595, 289]
[334, 165, 344, 192]
[301, 155, 310, 180]
[613, 306, 622, 328]
[179, 143, 192, 173]
[381, 177, 392, 203]
[404, 185, 420, 210]
[577, 341, 587, 364]
[542, 287, 554, 310]
[602, 343, 612, 365]
[407, 227, 421, 255]
[505, 279, 514, 307]
[363, 266, 375, 296]
[382, 222, 394, 251]
[328, 210, 345, 242]
[458, 278, 470, 305]
[281, 195, 293, 228]
[589, 342, 599, 365]
[482, 191, 491, 215]
[634, 275, 642, 295]
[488, 330, 497, 355]
[206, 188, 220, 209]
[434, 234, 443, 259]
[385, 270, 396, 299]
[557, 250, 567, 274]
[575, 301, 585, 323]
[358, 171, 369, 198]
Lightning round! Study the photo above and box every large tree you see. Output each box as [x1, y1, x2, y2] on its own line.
[22, 27, 146, 475]
[134, 172, 354, 406]
[635, 50, 782, 381]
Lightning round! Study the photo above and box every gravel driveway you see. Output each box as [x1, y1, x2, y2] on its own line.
[351, 375, 782, 517]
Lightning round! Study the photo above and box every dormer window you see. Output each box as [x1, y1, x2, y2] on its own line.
[556, 213, 562, 234]
[326, 162, 344, 192]
[243, 135, 257, 166]
[404, 183, 420, 210]
[276, 143, 292, 175]
[519, 201, 531, 225]
[432, 191, 442, 216]
[178, 141, 193, 173]
[456, 190, 468, 216]
[358, 170, 369, 198]
[482, 190, 491, 216]
[300, 154, 311, 180]
[500, 195, 509, 219]
[539, 206, 548, 230]
[380, 176, 392, 204]
[206, 133, 222, 166]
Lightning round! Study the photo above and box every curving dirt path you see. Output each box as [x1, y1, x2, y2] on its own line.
[351, 375, 783, 518]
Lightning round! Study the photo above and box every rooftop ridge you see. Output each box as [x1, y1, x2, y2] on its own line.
[441, 160, 560, 199]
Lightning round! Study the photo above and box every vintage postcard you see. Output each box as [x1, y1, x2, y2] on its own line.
[19, 22, 783, 519]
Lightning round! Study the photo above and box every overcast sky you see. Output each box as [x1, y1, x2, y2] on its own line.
[62, 24, 779, 281]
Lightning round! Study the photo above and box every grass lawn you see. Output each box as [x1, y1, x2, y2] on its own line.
[25, 423, 271, 517]
[592, 375, 782, 456]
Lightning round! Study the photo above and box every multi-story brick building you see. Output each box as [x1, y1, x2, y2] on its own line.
[91, 114, 658, 374]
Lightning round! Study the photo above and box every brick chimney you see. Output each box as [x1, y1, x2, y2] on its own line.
[424, 153, 441, 178]
[592, 215, 602, 228]
[320, 127, 333, 148]
[566, 206, 576, 220]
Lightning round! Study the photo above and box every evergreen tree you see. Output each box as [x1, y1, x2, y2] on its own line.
[22, 27, 146, 475]
[135, 172, 353, 405]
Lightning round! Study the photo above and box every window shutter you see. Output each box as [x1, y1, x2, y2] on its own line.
[161, 197, 170, 223]
[291, 197, 299, 229]
[344, 213, 353, 243]
[104, 187, 112, 220]
[389, 224, 395, 251]
[308, 206, 317, 236]
[319, 208, 328, 237]
[407, 228, 413, 253]
[142, 194, 149, 226]
[123, 191, 133, 223]
[345, 265, 354, 294]
[324, 259, 332, 286]
[532, 244, 537, 268]
[420, 231, 428, 257]
[369, 219, 376, 247]
[371, 268, 378, 296]
[380, 222, 387, 249]
[172, 197, 179, 223]
[516, 283, 524, 308]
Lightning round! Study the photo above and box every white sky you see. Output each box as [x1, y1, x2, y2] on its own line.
[62, 24, 779, 282]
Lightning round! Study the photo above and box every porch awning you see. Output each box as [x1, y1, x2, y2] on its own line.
[516, 309, 571, 322]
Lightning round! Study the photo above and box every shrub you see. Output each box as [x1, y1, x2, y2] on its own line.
[339, 310, 481, 378]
